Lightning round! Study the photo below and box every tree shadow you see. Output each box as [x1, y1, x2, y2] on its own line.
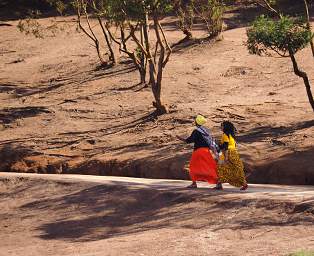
[210, 197, 314, 232]
[95, 63, 136, 78]
[0, 80, 72, 98]
[237, 119, 314, 144]
[0, 83, 20, 93]
[0, 143, 41, 172]
[223, 1, 314, 30]
[223, 2, 266, 30]
[109, 82, 148, 92]
[171, 36, 217, 53]
[0, 1, 66, 21]
[275, 0, 314, 16]
[14, 181, 313, 243]
[248, 146, 314, 185]
[1, 60, 136, 99]
[0, 106, 50, 124]
[58, 111, 158, 137]
[0, 82, 38, 95]
[19, 184, 200, 242]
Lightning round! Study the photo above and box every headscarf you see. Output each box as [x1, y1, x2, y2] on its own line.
[195, 115, 206, 126]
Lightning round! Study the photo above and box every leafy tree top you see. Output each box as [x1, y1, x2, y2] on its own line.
[90, 0, 173, 23]
[247, 15, 313, 57]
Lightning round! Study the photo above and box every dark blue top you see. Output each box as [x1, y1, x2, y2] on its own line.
[185, 129, 209, 150]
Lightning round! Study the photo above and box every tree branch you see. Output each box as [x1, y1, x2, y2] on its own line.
[269, 46, 289, 57]
[256, 0, 281, 18]
[82, 1, 98, 40]
[157, 20, 172, 67]
[76, 0, 96, 42]
[157, 20, 172, 52]
[106, 23, 121, 45]
[129, 23, 149, 57]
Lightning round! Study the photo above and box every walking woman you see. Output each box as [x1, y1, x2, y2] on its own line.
[177, 115, 219, 188]
[215, 121, 248, 190]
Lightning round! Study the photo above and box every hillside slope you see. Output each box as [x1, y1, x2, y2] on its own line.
[0, 8, 313, 184]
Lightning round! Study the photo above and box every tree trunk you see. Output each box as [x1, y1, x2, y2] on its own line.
[129, 11, 169, 115]
[289, 49, 314, 111]
[152, 15, 168, 115]
[142, 12, 155, 87]
[143, 13, 167, 115]
[97, 17, 116, 65]
[303, 0, 314, 57]
[151, 80, 167, 115]
[95, 39, 107, 65]
[183, 28, 193, 39]
[119, 26, 146, 85]
[139, 68, 146, 85]
[130, 52, 146, 85]
[76, 2, 106, 66]
[139, 25, 147, 85]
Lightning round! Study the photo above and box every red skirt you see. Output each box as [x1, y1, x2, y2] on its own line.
[189, 147, 218, 184]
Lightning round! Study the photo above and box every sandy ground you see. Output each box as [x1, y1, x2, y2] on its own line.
[1, 172, 314, 256]
[1, 3, 314, 256]
[0, 4, 314, 183]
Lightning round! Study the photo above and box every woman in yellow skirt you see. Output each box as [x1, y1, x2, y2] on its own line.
[215, 121, 248, 190]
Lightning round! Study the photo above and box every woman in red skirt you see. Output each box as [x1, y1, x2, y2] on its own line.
[177, 115, 219, 188]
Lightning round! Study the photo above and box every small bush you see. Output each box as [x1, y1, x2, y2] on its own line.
[288, 250, 314, 256]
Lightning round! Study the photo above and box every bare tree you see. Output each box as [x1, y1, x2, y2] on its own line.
[129, 10, 172, 114]
[174, 0, 225, 41]
[105, 22, 148, 85]
[75, 0, 107, 65]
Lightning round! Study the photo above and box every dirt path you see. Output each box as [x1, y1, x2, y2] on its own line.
[2, 172, 314, 200]
[1, 173, 314, 256]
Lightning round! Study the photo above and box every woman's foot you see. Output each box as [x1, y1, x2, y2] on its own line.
[240, 184, 248, 191]
[187, 182, 197, 189]
[213, 183, 223, 190]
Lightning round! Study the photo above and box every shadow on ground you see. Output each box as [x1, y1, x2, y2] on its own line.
[0, 106, 50, 124]
[0, 61, 136, 99]
[5, 179, 311, 242]
[249, 146, 314, 185]
[238, 119, 314, 144]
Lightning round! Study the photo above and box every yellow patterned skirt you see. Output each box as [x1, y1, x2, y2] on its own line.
[217, 149, 246, 187]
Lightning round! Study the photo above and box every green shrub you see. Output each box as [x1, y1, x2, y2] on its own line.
[247, 15, 313, 56]
[288, 250, 314, 256]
